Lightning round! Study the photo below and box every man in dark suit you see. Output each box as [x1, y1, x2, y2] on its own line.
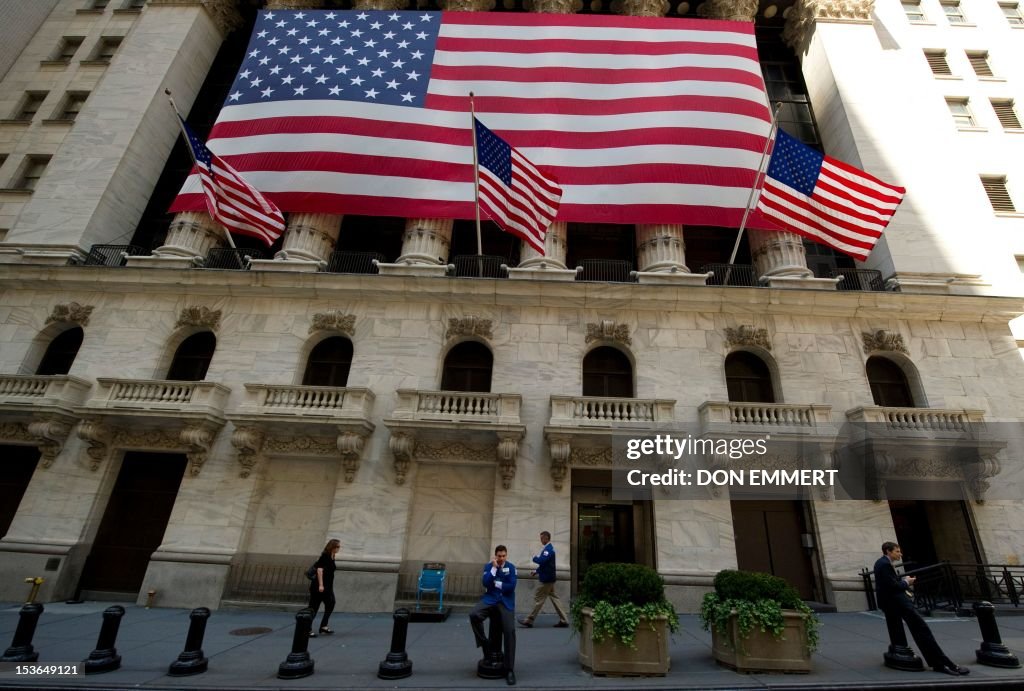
[874, 541, 969, 676]
[470, 544, 518, 685]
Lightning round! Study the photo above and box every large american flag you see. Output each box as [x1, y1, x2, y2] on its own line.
[755, 129, 905, 261]
[172, 9, 773, 227]
[474, 116, 561, 254]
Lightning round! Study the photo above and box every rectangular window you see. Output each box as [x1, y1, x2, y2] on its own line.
[946, 98, 976, 128]
[16, 156, 51, 191]
[53, 36, 83, 62]
[91, 0, 109, 8]
[981, 176, 1016, 213]
[925, 50, 952, 76]
[58, 92, 88, 121]
[124, 0, 145, 7]
[902, 0, 926, 20]
[15, 92, 47, 121]
[94, 36, 122, 61]
[1001, 2, 1024, 24]
[991, 100, 1022, 129]
[942, 1, 967, 23]
[966, 51, 993, 77]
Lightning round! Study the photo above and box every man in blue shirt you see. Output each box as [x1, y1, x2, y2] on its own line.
[469, 545, 517, 686]
[518, 531, 568, 628]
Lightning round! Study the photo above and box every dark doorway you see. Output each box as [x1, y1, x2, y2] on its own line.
[36, 327, 84, 376]
[78, 452, 187, 594]
[0, 445, 40, 538]
[731, 500, 816, 600]
[888, 497, 980, 569]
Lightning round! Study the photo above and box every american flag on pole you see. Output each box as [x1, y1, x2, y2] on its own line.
[171, 9, 773, 227]
[179, 116, 285, 246]
[474, 117, 561, 254]
[754, 128, 905, 261]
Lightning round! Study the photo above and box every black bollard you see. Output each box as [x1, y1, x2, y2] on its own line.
[277, 607, 315, 679]
[974, 601, 1021, 669]
[881, 610, 924, 671]
[83, 605, 125, 674]
[476, 611, 505, 679]
[168, 607, 211, 676]
[0, 603, 44, 662]
[378, 608, 413, 679]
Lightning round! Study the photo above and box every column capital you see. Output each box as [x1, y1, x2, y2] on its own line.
[783, 0, 876, 50]
[620, 0, 670, 16]
[697, 0, 758, 22]
[440, 0, 497, 9]
[528, 0, 582, 12]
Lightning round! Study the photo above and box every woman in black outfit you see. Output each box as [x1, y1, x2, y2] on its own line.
[308, 538, 340, 636]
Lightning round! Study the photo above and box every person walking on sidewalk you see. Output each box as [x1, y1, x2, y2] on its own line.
[469, 545, 518, 686]
[874, 541, 969, 676]
[518, 531, 568, 628]
[308, 538, 340, 637]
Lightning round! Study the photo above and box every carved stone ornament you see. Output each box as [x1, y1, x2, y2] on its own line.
[264, 436, 337, 455]
[180, 423, 219, 476]
[547, 435, 572, 491]
[231, 427, 266, 479]
[416, 441, 494, 464]
[528, 0, 581, 13]
[389, 432, 416, 486]
[965, 455, 1001, 503]
[586, 321, 632, 346]
[337, 431, 366, 483]
[725, 325, 771, 351]
[47, 302, 94, 327]
[862, 329, 908, 355]
[570, 446, 613, 467]
[176, 305, 222, 330]
[619, 0, 671, 17]
[697, 0, 758, 21]
[148, 0, 244, 36]
[28, 416, 72, 468]
[496, 434, 520, 490]
[0, 422, 33, 444]
[783, 0, 876, 50]
[77, 419, 112, 471]
[446, 317, 493, 342]
[310, 311, 356, 336]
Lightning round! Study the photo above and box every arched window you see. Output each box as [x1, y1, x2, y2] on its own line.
[441, 342, 493, 393]
[582, 346, 633, 398]
[35, 327, 84, 375]
[166, 332, 216, 381]
[725, 351, 775, 403]
[866, 356, 915, 407]
[302, 337, 353, 387]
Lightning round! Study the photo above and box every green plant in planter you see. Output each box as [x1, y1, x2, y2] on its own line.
[570, 563, 679, 648]
[699, 569, 820, 652]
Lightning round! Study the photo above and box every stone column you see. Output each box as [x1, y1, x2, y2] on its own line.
[150, 211, 226, 266]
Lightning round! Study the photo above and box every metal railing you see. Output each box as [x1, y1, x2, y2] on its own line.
[83, 244, 147, 267]
[831, 268, 885, 292]
[861, 561, 1024, 614]
[575, 259, 634, 282]
[702, 263, 759, 287]
[204, 247, 263, 270]
[324, 251, 384, 274]
[223, 561, 310, 605]
[450, 255, 509, 278]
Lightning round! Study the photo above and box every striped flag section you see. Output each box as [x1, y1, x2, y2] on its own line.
[171, 9, 774, 228]
[179, 116, 285, 246]
[474, 117, 561, 254]
[755, 129, 905, 261]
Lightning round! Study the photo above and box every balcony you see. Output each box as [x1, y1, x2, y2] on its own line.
[0, 374, 91, 467]
[699, 401, 835, 438]
[383, 390, 526, 488]
[227, 384, 376, 481]
[85, 378, 230, 416]
[845, 406, 985, 436]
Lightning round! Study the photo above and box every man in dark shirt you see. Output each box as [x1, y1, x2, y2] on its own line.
[469, 545, 518, 686]
[873, 541, 969, 676]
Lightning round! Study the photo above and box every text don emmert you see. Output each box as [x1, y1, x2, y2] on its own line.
[626, 469, 838, 487]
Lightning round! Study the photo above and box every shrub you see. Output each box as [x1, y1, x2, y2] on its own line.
[570, 563, 679, 648]
[699, 569, 820, 652]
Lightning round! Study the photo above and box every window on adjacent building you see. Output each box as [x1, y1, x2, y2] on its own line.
[941, 0, 967, 23]
[441, 341, 493, 393]
[93, 36, 122, 61]
[946, 98, 976, 128]
[902, 0, 926, 20]
[866, 357, 915, 407]
[57, 92, 88, 121]
[302, 337, 353, 387]
[981, 176, 1016, 212]
[166, 332, 216, 381]
[582, 346, 633, 398]
[15, 156, 50, 191]
[14, 92, 47, 121]
[125, 0, 146, 7]
[36, 327, 85, 376]
[1001, 2, 1024, 24]
[53, 36, 83, 62]
[991, 100, 1022, 129]
[966, 51, 993, 77]
[924, 50, 952, 76]
[725, 351, 775, 404]
[91, 0, 110, 8]
[1016, 255, 1024, 273]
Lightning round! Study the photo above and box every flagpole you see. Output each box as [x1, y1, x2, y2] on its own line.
[164, 88, 237, 251]
[724, 102, 782, 285]
[469, 92, 483, 259]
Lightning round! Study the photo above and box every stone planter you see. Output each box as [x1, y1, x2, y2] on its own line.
[577, 607, 670, 676]
[710, 609, 812, 673]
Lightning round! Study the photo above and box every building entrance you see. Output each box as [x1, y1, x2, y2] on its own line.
[78, 452, 187, 594]
[888, 498, 980, 569]
[0, 445, 40, 538]
[730, 499, 818, 600]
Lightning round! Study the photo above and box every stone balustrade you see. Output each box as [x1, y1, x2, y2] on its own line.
[846, 406, 986, 433]
[0, 375, 91, 407]
[549, 395, 675, 426]
[87, 378, 230, 414]
[700, 401, 833, 428]
[240, 384, 374, 419]
[390, 389, 522, 425]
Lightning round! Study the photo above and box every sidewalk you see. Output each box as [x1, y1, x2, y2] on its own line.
[1, 601, 1023, 690]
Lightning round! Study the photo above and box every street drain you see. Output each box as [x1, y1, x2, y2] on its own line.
[229, 626, 273, 636]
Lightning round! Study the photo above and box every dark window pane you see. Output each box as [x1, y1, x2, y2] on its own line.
[582, 346, 633, 398]
[441, 341, 493, 393]
[302, 337, 353, 387]
[866, 357, 915, 407]
[725, 351, 775, 403]
[166, 332, 216, 381]
[36, 327, 84, 375]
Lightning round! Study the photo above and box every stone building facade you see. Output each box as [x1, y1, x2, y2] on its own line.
[0, 0, 1022, 613]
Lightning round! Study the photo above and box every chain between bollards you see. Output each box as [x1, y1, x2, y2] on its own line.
[0, 603, 44, 663]
[168, 607, 211, 676]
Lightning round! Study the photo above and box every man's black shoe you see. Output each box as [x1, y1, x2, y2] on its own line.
[954, 665, 970, 675]
[935, 664, 969, 676]
[506, 670, 517, 685]
[517, 618, 533, 628]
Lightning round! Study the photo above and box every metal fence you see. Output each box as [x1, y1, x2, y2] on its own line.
[324, 251, 384, 274]
[83, 244, 147, 267]
[831, 268, 885, 292]
[450, 254, 509, 278]
[204, 247, 264, 270]
[860, 561, 1024, 614]
[575, 258, 634, 282]
[702, 263, 758, 287]
[223, 560, 311, 605]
